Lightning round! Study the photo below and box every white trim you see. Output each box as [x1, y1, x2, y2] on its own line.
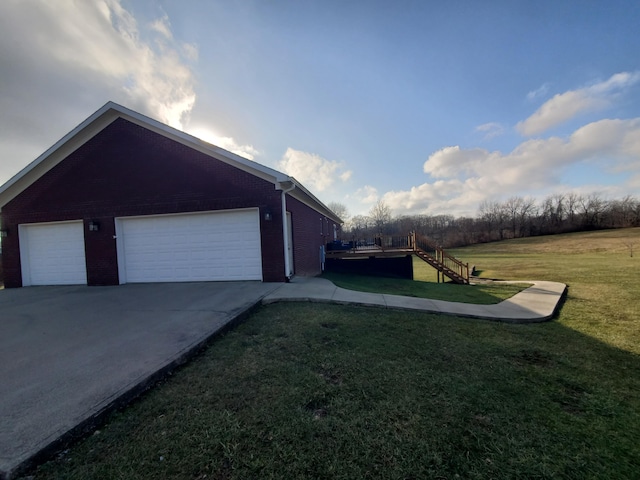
[0, 102, 289, 209]
[280, 183, 295, 279]
[0, 102, 343, 226]
[286, 211, 294, 277]
[114, 217, 126, 285]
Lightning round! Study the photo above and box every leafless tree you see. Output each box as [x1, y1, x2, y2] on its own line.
[579, 193, 606, 229]
[369, 200, 392, 234]
[327, 202, 350, 223]
[348, 215, 370, 237]
[566, 192, 580, 228]
[621, 239, 636, 257]
[609, 195, 638, 228]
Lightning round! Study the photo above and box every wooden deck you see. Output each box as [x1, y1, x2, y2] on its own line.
[326, 233, 470, 284]
[325, 247, 414, 258]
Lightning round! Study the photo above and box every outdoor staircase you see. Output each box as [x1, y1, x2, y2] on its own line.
[325, 232, 470, 284]
[412, 233, 470, 284]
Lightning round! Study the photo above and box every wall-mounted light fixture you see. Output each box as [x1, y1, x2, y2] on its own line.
[0, 229, 8, 238]
[88, 220, 100, 232]
[264, 209, 272, 221]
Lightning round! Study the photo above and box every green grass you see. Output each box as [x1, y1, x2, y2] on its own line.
[450, 227, 640, 353]
[322, 256, 528, 304]
[24, 228, 640, 480]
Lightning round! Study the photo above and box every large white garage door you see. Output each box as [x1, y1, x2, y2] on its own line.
[19, 221, 88, 286]
[117, 209, 262, 283]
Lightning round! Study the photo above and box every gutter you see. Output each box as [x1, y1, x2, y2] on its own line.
[278, 179, 296, 280]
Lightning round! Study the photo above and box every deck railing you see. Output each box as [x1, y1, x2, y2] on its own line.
[327, 233, 469, 284]
[413, 233, 469, 284]
[327, 234, 415, 252]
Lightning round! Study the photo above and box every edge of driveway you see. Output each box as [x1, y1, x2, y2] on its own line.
[0, 287, 274, 480]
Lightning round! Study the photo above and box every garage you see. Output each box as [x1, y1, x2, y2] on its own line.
[0, 102, 343, 287]
[116, 209, 263, 284]
[19, 221, 88, 286]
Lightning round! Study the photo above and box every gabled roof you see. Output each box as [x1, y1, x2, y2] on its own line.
[0, 101, 342, 223]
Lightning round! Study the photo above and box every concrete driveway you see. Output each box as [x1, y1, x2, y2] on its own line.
[0, 281, 279, 480]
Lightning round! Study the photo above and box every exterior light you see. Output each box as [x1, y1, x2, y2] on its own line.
[88, 220, 100, 232]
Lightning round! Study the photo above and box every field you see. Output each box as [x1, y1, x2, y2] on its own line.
[452, 227, 640, 353]
[24, 228, 640, 479]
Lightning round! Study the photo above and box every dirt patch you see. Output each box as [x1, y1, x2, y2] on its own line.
[512, 350, 553, 367]
[320, 322, 339, 329]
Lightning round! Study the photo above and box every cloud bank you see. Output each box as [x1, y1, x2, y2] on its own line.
[277, 148, 352, 192]
[0, 0, 197, 153]
[383, 118, 640, 216]
[517, 72, 640, 136]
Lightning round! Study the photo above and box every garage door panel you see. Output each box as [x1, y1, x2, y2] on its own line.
[20, 221, 88, 286]
[119, 210, 262, 283]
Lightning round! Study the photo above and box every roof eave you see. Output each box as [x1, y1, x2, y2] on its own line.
[286, 177, 343, 224]
[0, 102, 339, 224]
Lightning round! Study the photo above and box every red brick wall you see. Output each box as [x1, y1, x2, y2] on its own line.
[0, 118, 286, 286]
[286, 195, 338, 276]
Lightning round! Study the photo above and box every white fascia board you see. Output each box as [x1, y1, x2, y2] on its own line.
[113, 104, 290, 185]
[0, 101, 293, 210]
[0, 101, 334, 224]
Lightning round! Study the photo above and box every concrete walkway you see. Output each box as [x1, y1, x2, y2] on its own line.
[264, 277, 567, 323]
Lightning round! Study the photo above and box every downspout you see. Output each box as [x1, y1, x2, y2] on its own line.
[279, 180, 296, 281]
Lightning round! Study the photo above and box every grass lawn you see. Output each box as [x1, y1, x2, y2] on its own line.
[322, 256, 529, 304]
[24, 228, 640, 479]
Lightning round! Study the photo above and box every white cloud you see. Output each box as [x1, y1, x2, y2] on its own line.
[475, 122, 505, 140]
[516, 72, 640, 136]
[354, 185, 379, 204]
[182, 42, 199, 61]
[0, 0, 200, 183]
[0, 0, 197, 131]
[526, 82, 551, 101]
[383, 118, 640, 217]
[277, 148, 352, 192]
[188, 127, 259, 160]
[150, 14, 173, 40]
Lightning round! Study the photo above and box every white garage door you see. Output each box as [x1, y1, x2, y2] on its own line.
[19, 221, 88, 286]
[117, 209, 262, 283]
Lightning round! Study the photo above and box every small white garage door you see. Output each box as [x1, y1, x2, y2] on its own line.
[19, 221, 88, 286]
[117, 209, 263, 283]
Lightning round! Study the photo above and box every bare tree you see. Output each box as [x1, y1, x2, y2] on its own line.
[327, 202, 350, 223]
[579, 193, 606, 229]
[609, 195, 638, 228]
[369, 200, 392, 234]
[504, 197, 525, 238]
[622, 239, 635, 257]
[478, 200, 508, 240]
[566, 193, 580, 228]
[348, 215, 371, 237]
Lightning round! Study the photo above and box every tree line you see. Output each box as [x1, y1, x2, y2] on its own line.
[329, 193, 640, 248]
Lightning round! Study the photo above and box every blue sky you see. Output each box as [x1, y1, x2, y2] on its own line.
[1, 0, 639, 218]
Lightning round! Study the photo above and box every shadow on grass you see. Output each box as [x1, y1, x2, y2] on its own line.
[321, 271, 527, 304]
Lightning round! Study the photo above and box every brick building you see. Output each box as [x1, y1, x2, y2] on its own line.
[0, 102, 341, 287]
